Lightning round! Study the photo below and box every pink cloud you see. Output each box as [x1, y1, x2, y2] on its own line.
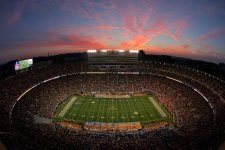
[35, 1, 191, 56]
[3, 34, 107, 50]
[96, 26, 124, 29]
[63, 0, 189, 47]
[198, 27, 225, 42]
[173, 19, 189, 38]
[119, 35, 150, 49]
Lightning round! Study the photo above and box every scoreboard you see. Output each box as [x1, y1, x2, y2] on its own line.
[15, 59, 33, 71]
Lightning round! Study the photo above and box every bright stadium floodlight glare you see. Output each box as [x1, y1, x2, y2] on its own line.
[118, 49, 125, 53]
[100, 49, 108, 52]
[129, 50, 139, 53]
[87, 50, 97, 53]
[27, 59, 33, 65]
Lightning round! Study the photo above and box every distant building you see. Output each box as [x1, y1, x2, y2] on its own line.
[87, 49, 139, 70]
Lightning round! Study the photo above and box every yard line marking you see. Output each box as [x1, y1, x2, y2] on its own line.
[96, 98, 101, 122]
[71, 100, 80, 120]
[102, 98, 106, 122]
[124, 98, 129, 122]
[115, 98, 119, 123]
[142, 97, 152, 120]
[127, 98, 134, 122]
[140, 97, 153, 120]
[145, 98, 156, 119]
[120, 99, 125, 122]
[111, 99, 114, 122]
[107, 98, 109, 123]
[91, 98, 98, 122]
[149, 97, 167, 117]
[77, 97, 88, 120]
[76, 97, 89, 120]
[133, 97, 143, 122]
[59, 97, 77, 117]
[124, 99, 129, 122]
[85, 97, 93, 121]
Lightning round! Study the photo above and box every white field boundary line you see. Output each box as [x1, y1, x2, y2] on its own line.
[59, 97, 77, 117]
[149, 97, 167, 118]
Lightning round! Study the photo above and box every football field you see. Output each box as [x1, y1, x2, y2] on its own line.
[54, 96, 172, 123]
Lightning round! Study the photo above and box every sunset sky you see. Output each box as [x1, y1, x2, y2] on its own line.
[0, 0, 225, 64]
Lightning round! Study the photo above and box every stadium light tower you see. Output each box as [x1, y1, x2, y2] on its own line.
[87, 50, 97, 53]
[118, 49, 125, 53]
[100, 49, 108, 53]
[129, 50, 139, 53]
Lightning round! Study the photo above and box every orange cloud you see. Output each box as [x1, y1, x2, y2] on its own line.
[119, 36, 150, 49]
[145, 45, 191, 56]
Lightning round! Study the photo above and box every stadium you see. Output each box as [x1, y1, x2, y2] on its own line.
[0, 50, 225, 149]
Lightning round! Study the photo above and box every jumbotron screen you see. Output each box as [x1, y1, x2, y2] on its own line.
[15, 59, 33, 71]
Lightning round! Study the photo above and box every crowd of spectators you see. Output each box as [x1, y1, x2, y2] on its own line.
[10, 73, 217, 149]
[140, 61, 225, 126]
[0, 61, 224, 149]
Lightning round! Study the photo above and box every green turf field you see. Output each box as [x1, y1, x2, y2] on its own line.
[54, 96, 172, 123]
